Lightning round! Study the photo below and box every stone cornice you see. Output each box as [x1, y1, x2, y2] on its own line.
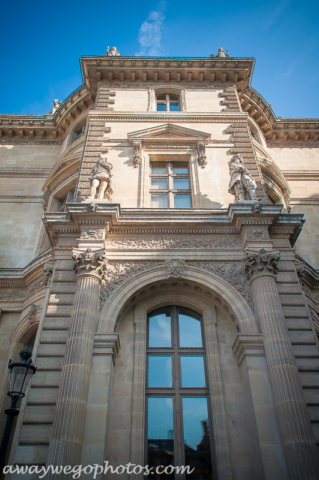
[0, 86, 94, 142]
[43, 202, 304, 246]
[282, 171, 319, 181]
[81, 55, 254, 93]
[240, 86, 319, 144]
[0, 167, 52, 178]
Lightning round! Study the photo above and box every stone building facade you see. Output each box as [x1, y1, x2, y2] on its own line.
[0, 48, 319, 479]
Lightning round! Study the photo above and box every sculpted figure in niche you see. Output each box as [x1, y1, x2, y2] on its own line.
[106, 46, 120, 56]
[88, 158, 113, 201]
[228, 154, 258, 202]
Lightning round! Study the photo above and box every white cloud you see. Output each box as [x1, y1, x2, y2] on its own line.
[136, 3, 166, 56]
[264, 0, 291, 30]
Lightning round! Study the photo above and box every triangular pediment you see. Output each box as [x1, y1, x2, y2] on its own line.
[128, 124, 211, 144]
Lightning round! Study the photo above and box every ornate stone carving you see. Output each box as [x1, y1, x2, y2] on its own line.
[27, 278, 47, 296]
[188, 261, 254, 309]
[106, 46, 120, 56]
[28, 304, 40, 324]
[87, 158, 113, 201]
[0, 289, 25, 301]
[72, 249, 107, 278]
[244, 249, 280, 280]
[133, 141, 142, 167]
[100, 261, 163, 309]
[166, 259, 186, 278]
[228, 154, 258, 202]
[108, 236, 241, 250]
[43, 187, 51, 211]
[197, 141, 207, 167]
[80, 228, 105, 240]
[245, 228, 269, 241]
[43, 258, 54, 286]
[48, 99, 62, 115]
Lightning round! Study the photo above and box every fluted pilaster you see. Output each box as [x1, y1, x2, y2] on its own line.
[46, 249, 106, 478]
[245, 249, 319, 478]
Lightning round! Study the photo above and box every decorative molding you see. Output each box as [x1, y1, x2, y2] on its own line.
[109, 228, 238, 235]
[188, 261, 253, 309]
[166, 259, 186, 278]
[80, 228, 105, 240]
[0, 195, 44, 203]
[243, 249, 280, 281]
[100, 261, 163, 309]
[282, 171, 319, 181]
[107, 236, 242, 249]
[133, 141, 142, 167]
[244, 228, 269, 241]
[0, 289, 25, 301]
[197, 141, 207, 167]
[0, 139, 61, 145]
[232, 334, 265, 365]
[268, 142, 319, 148]
[0, 167, 52, 178]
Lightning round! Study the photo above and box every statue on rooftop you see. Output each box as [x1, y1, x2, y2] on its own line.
[87, 158, 113, 201]
[216, 47, 226, 57]
[48, 99, 62, 115]
[106, 46, 120, 56]
[228, 154, 258, 202]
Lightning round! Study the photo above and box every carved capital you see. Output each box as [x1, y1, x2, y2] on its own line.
[243, 248, 280, 281]
[166, 259, 186, 278]
[72, 248, 108, 280]
[197, 141, 207, 168]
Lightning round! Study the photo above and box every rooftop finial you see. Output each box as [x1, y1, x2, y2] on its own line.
[106, 46, 120, 56]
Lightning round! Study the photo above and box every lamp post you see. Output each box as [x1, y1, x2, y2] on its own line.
[0, 348, 36, 475]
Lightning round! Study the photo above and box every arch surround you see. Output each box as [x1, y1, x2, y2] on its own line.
[97, 264, 258, 335]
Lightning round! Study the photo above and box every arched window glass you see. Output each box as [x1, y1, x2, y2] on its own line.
[146, 306, 213, 479]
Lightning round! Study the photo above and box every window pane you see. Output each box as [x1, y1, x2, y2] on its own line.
[151, 195, 168, 208]
[151, 178, 167, 190]
[172, 163, 189, 174]
[174, 195, 191, 208]
[148, 356, 172, 387]
[173, 178, 190, 190]
[149, 308, 171, 347]
[157, 102, 167, 111]
[181, 356, 206, 387]
[169, 102, 180, 111]
[179, 308, 202, 347]
[169, 94, 179, 101]
[182, 398, 213, 479]
[156, 94, 166, 100]
[151, 162, 167, 174]
[148, 398, 174, 477]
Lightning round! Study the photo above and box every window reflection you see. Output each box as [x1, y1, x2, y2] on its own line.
[174, 194, 191, 208]
[148, 397, 174, 478]
[149, 308, 171, 347]
[148, 356, 172, 387]
[181, 356, 206, 387]
[182, 397, 213, 479]
[179, 308, 202, 347]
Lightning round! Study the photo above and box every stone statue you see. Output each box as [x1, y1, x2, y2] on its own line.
[48, 99, 62, 115]
[228, 154, 258, 202]
[106, 46, 120, 56]
[225, 50, 229, 57]
[216, 47, 226, 58]
[87, 158, 113, 201]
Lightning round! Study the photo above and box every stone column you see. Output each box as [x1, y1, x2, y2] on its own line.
[46, 249, 107, 478]
[244, 249, 319, 479]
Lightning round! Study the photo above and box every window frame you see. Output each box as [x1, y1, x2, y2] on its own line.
[156, 93, 180, 112]
[150, 160, 192, 209]
[145, 306, 214, 479]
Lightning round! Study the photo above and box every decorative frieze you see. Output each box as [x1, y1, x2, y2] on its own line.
[188, 261, 253, 309]
[107, 235, 242, 249]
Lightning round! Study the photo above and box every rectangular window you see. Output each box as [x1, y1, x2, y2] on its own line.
[150, 161, 191, 209]
[156, 94, 180, 112]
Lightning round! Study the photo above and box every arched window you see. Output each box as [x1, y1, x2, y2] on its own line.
[146, 306, 213, 479]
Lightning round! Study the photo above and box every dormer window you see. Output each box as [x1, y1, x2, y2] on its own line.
[156, 94, 180, 112]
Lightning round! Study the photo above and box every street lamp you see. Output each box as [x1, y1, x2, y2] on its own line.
[0, 348, 36, 474]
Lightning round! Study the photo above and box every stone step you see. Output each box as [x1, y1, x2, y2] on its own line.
[288, 331, 317, 344]
[40, 330, 68, 343]
[46, 305, 72, 317]
[282, 306, 308, 318]
[286, 318, 312, 330]
[53, 270, 76, 283]
[28, 387, 58, 405]
[308, 406, 319, 421]
[36, 357, 63, 370]
[42, 317, 70, 330]
[299, 372, 319, 388]
[296, 358, 319, 371]
[51, 283, 76, 294]
[277, 284, 301, 294]
[293, 345, 319, 357]
[37, 344, 66, 357]
[303, 389, 319, 405]
[19, 424, 52, 445]
[14, 445, 48, 465]
[23, 405, 55, 424]
[280, 294, 305, 306]
[32, 371, 61, 388]
[48, 293, 74, 305]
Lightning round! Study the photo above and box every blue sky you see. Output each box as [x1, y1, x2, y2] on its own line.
[1, 0, 318, 118]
